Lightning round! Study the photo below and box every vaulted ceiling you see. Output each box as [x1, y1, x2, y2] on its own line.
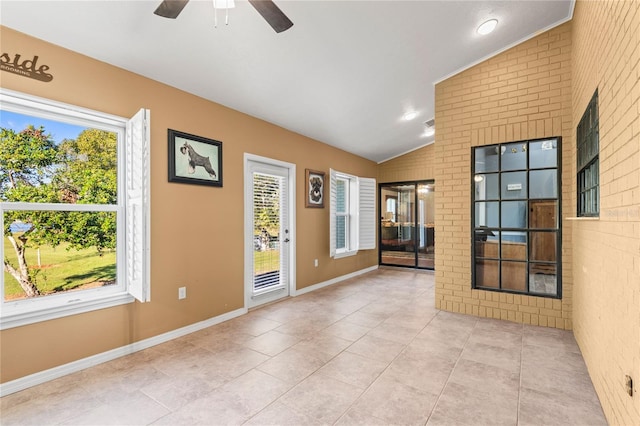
[0, 1, 574, 162]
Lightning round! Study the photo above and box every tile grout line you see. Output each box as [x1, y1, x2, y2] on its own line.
[334, 303, 439, 423]
[153, 281, 381, 425]
[325, 302, 408, 423]
[241, 304, 354, 424]
[516, 322, 524, 426]
[245, 290, 382, 425]
[242, 274, 404, 425]
[331, 272, 437, 425]
[423, 313, 479, 426]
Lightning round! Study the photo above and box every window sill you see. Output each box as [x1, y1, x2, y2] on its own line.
[334, 250, 358, 259]
[0, 292, 134, 330]
[564, 216, 600, 221]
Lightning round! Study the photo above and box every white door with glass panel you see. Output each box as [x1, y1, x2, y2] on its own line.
[244, 155, 295, 308]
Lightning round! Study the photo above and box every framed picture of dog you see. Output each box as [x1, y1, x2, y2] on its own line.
[168, 129, 222, 187]
[305, 169, 325, 208]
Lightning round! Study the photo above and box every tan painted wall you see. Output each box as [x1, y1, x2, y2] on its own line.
[378, 144, 435, 183]
[433, 23, 574, 328]
[0, 27, 377, 383]
[570, 1, 640, 424]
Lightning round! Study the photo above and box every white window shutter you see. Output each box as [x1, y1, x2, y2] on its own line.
[358, 177, 376, 250]
[126, 108, 151, 302]
[329, 168, 337, 258]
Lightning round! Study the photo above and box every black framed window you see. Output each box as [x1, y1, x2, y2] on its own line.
[472, 138, 561, 298]
[577, 90, 599, 217]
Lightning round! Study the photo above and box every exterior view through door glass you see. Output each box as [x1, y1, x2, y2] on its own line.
[380, 181, 434, 269]
[245, 157, 293, 308]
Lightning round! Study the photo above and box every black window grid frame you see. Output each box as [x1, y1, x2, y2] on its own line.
[378, 180, 435, 271]
[471, 137, 563, 299]
[577, 90, 599, 217]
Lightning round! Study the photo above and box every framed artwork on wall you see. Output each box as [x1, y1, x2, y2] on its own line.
[305, 169, 325, 208]
[168, 129, 222, 187]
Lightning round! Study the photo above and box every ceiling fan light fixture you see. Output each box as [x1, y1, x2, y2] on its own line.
[477, 19, 498, 35]
[154, 0, 293, 33]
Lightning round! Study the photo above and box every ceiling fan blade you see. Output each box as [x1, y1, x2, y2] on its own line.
[248, 0, 293, 33]
[154, 0, 190, 19]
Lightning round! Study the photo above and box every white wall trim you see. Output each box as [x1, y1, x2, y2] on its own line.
[292, 265, 378, 297]
[0, 307, 247, 397]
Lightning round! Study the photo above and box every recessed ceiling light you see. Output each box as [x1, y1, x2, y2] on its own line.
[423, 127, 435, 137]
[403, 111, 418, 121]
[477, 19, 498, 35]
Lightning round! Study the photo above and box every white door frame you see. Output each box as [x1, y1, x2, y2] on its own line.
[243, 153, 296, 309]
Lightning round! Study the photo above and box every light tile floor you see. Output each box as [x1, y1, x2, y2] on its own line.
[1, 268, 607, 425]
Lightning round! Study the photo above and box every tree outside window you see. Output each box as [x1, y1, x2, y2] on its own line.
[1, 114, 117, 301]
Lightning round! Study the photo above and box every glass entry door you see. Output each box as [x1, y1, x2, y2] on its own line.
[252, 171, 288, 294]
[244, 156, 293, 308]
[380, 181, 434, 269]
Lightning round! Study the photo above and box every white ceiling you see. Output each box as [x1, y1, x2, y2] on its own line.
[1, 0, 574, 163]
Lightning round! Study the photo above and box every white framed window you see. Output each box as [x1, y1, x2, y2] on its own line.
[0, 89, 150, 329]
[335, 175, 352, 254]
[329, 169, 376, 258]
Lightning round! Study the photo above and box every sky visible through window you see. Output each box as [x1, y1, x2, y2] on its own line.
[1, 109, 89, 195]
[0, 110, 87, 143]
[1, 109, 89, 232]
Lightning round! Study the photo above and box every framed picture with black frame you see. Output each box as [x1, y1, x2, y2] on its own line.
[168, 129, 222, 187]
[305, 169, 325, 208]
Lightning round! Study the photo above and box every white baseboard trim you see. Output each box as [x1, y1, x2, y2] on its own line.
[292, 265, 378, 297]
[1, 265, 380, 397]
[0, 307, 247, 397]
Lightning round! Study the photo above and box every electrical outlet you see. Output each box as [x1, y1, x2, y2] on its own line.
[314, 259, 318, 267]
[178, 287, 186, 300]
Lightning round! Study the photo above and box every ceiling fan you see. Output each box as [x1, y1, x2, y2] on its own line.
[154, 0, 294, 33]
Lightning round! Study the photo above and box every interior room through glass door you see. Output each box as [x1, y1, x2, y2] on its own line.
[380, 181, 435, 269]
[380, 184, 416, 267]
